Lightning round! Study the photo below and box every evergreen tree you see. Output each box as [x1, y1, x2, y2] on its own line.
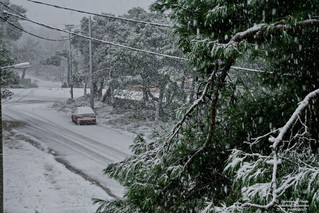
[73, 8, 188, 120]
[0, 0, 27, 95]
[0, 0, 27, 41]
[0, 33, 18, 99]
[96, 1, 319, 212]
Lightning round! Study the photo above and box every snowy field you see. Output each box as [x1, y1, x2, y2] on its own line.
[3, 80, 135, 212]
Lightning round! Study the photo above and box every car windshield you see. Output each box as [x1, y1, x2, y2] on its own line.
[77, 107, 94, 114]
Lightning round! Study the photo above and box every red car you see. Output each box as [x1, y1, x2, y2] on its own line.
[71, 107, 96, 125]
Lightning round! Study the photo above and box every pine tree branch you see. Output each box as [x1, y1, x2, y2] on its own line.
[183, 59, 234, 172]
[229, 19, 319, 44]
[230, 24, 267, 43]
[273, 89, 319, 149]
[164, 66, 218, 148]
[239, 88, 319, 211]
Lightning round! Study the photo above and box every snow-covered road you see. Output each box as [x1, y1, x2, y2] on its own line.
[3, 82, 134, 212]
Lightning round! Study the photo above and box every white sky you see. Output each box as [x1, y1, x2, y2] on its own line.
[10, 0, 153, 26]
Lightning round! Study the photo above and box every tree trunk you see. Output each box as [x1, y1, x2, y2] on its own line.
[102, 86, 110, 103]
[110, 85, 115, 105]
[21, 68, 27, 79]
[142, 84, 149, 107]
[155, 100, 160, 121]
[101, 86, 115, 105]
[96, 81, 104, 98]
[155, 84, 165, 121]
[189, 73, 196, 103]
[180, 75, 186, 103]
[92, 82, 97, 99]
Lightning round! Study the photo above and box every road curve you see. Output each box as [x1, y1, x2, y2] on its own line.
[3, 87, 134, 199]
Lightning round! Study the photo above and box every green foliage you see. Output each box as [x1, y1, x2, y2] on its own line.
[97, 0, 319, 212]
[152, 0, 319, 73]
[0, 33, 17, 99]
[260, 27, 319, 141]
[222, 119, 319, 212]
[0, 33, 13, 68]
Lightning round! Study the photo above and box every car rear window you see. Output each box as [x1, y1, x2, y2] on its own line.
[77, 107, 94, 114]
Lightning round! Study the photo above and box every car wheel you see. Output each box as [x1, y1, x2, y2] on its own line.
[76, 119, 80, 125]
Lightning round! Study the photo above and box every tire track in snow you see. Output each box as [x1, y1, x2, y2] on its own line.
[3, 97, 132, 200]
[3, 120, 121, 200]
[2, 88, 36, 104]
[4, 107, 129, 161]
[3, 111, 124, 200]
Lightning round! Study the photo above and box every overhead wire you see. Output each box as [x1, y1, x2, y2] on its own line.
[1, 3, 83, 30]
[3, 10, 186, 61]
[25, 0, 172, 28]
[2, 18, 69, 41]
[1, 3, 266, 73]
[0, 1, 19, 16]
[0, 3, 83, 41]
[231, 66, 266, 73]
[1, 2, 72, 29]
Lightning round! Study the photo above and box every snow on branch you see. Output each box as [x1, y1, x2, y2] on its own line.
[212, 88, 319, 212]
[229, 18, 319, 44]
[206, 18, 319, 60]
[230, 23, 267, 43]
[273, 88, 319, 149]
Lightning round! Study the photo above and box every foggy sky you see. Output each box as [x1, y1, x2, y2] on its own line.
[10, 0, 153, 26]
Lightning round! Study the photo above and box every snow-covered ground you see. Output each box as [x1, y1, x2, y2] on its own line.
[3, 127, 107, 213]
[2, 80, 136, 212]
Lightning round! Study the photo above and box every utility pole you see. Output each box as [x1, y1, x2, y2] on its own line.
[109, 70, 115, 105]
[65, 24, 74, 100]
[1, 4, 6, 210]
[69, 32, 74, 100]
[0, 62, 30, 213]
[0, 65, 3, 213]
[89, 16, 94, 109]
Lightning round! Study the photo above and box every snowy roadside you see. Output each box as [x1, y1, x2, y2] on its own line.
[3, 121, 110, 213]
[3, 81, 171, 212]
[51, 95, 166, 138]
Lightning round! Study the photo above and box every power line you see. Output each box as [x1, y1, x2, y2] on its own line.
[3, 10, 186, 60]
[0, 2, 80, 28]
[2, 18, 69, 42]
[1, 5, 266, 73]
[0, 1, 21, 16]
[231, 66, 265, 73]
[0, 3, 83, 42]
[25, 0, 172, 28]
[3, 10, 266, 73]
